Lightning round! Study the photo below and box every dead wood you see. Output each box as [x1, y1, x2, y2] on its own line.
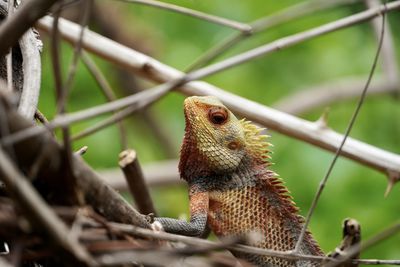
[0, 91, 150, 228]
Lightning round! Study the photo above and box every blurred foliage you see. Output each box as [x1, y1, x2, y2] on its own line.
[38, 0, 399, 264]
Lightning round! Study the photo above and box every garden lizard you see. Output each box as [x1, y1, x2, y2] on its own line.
[155, 96, 323, 266]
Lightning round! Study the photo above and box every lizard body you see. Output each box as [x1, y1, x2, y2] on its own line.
[156, 96, 323, 266]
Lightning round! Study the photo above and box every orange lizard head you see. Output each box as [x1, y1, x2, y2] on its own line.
[179, 96, 271, 181]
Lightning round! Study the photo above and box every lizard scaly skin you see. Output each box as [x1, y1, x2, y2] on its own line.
[155, 96, 323, 266]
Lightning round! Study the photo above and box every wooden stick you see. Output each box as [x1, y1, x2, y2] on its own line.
[119, 149, 157, 215]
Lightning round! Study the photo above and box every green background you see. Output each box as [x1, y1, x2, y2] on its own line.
[38, 0, 399, 264]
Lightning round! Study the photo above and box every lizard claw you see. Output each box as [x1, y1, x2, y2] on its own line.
[151, 221, 164, 232]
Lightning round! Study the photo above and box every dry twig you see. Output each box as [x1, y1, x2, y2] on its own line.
[35, 8, 400, 177]
[294, 3, 387, 252]
[117, 0, 251, 33]
[80, 52, 128, 149]
[0, 146, 96, 267]
[0, 0, 58, 56]
[119, 149, 157, 215]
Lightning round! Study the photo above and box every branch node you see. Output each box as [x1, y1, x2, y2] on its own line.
[75, 145, 89, 156]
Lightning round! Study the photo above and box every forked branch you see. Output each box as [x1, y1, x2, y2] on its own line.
[36, 9, 400, 178]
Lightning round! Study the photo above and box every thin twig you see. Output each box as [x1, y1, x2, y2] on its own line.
[119, 149, 157, 215]
[184, 1, 400, 82]
[80, 51, 128, 149]
[57, 0, 92, 114]
[2, 79, 182, 147]
[116, 0, 252, 33]
[365, 0, 399, 87]
[71, 102, 136, 141]
[0, 146, 96, 267]
[0, 93, 151, 227]
[34, 109, 50, 125]
[186, 0, 359, 71]
[50, 3, 82, 205]
[35, 12, 400, 176]
[326, 221, 400, 267]
[294, 3, 387, 252]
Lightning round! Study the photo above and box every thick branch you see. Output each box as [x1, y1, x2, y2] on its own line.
[0, 0, 58, 56]
[0, 146, 95, 266]
[36, 15, 400, 177]
[17, 28, 41, 119]
[273, 77, 397, 115]
[0, 92, 150, 228]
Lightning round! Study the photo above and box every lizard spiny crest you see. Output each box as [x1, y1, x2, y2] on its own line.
[176, 96, 323, 266]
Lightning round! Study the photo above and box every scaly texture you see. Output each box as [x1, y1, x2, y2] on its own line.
[156, 96, 323, 267]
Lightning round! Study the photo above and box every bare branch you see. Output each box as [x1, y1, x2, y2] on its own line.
[0, 92, 150, 228]
[186, 0, 359, 71]
[80, 51, 128, 149]
[326, 221, 400, 267]
[0, 0, 59, 56]
[71, 101, 137, 141]
[0, 146, 96, 267]
[295, 6, 386, 252]
[17, 29, 42, 119]
[273, 77, 397, 115]
[116, 0, 252, 33]
[58, 0, 92, 114]
[365, 0, 400, 86]
[119, 149, 157, 215]
[184, 1, 400, 81]
[35, 15, 400, 177]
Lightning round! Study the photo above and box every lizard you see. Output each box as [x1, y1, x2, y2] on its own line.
[154, 96, 324, 267]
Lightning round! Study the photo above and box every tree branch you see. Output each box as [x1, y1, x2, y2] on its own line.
[0, 145, 96, 267]
[186, 0, 358, 71]
[117, 0, 251, 33]
[0, 91, 150, 228]
[273, 77, 397, 115]
[35, 14, 400, 178]
[365, 0, 399, 86]
[0, 0, 59, 56]
[119, 149, 157, 215]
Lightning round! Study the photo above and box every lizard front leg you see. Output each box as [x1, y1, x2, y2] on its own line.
[154, 189, 209, 237]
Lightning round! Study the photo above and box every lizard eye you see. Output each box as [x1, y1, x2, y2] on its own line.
[208, 107, 228, 125]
